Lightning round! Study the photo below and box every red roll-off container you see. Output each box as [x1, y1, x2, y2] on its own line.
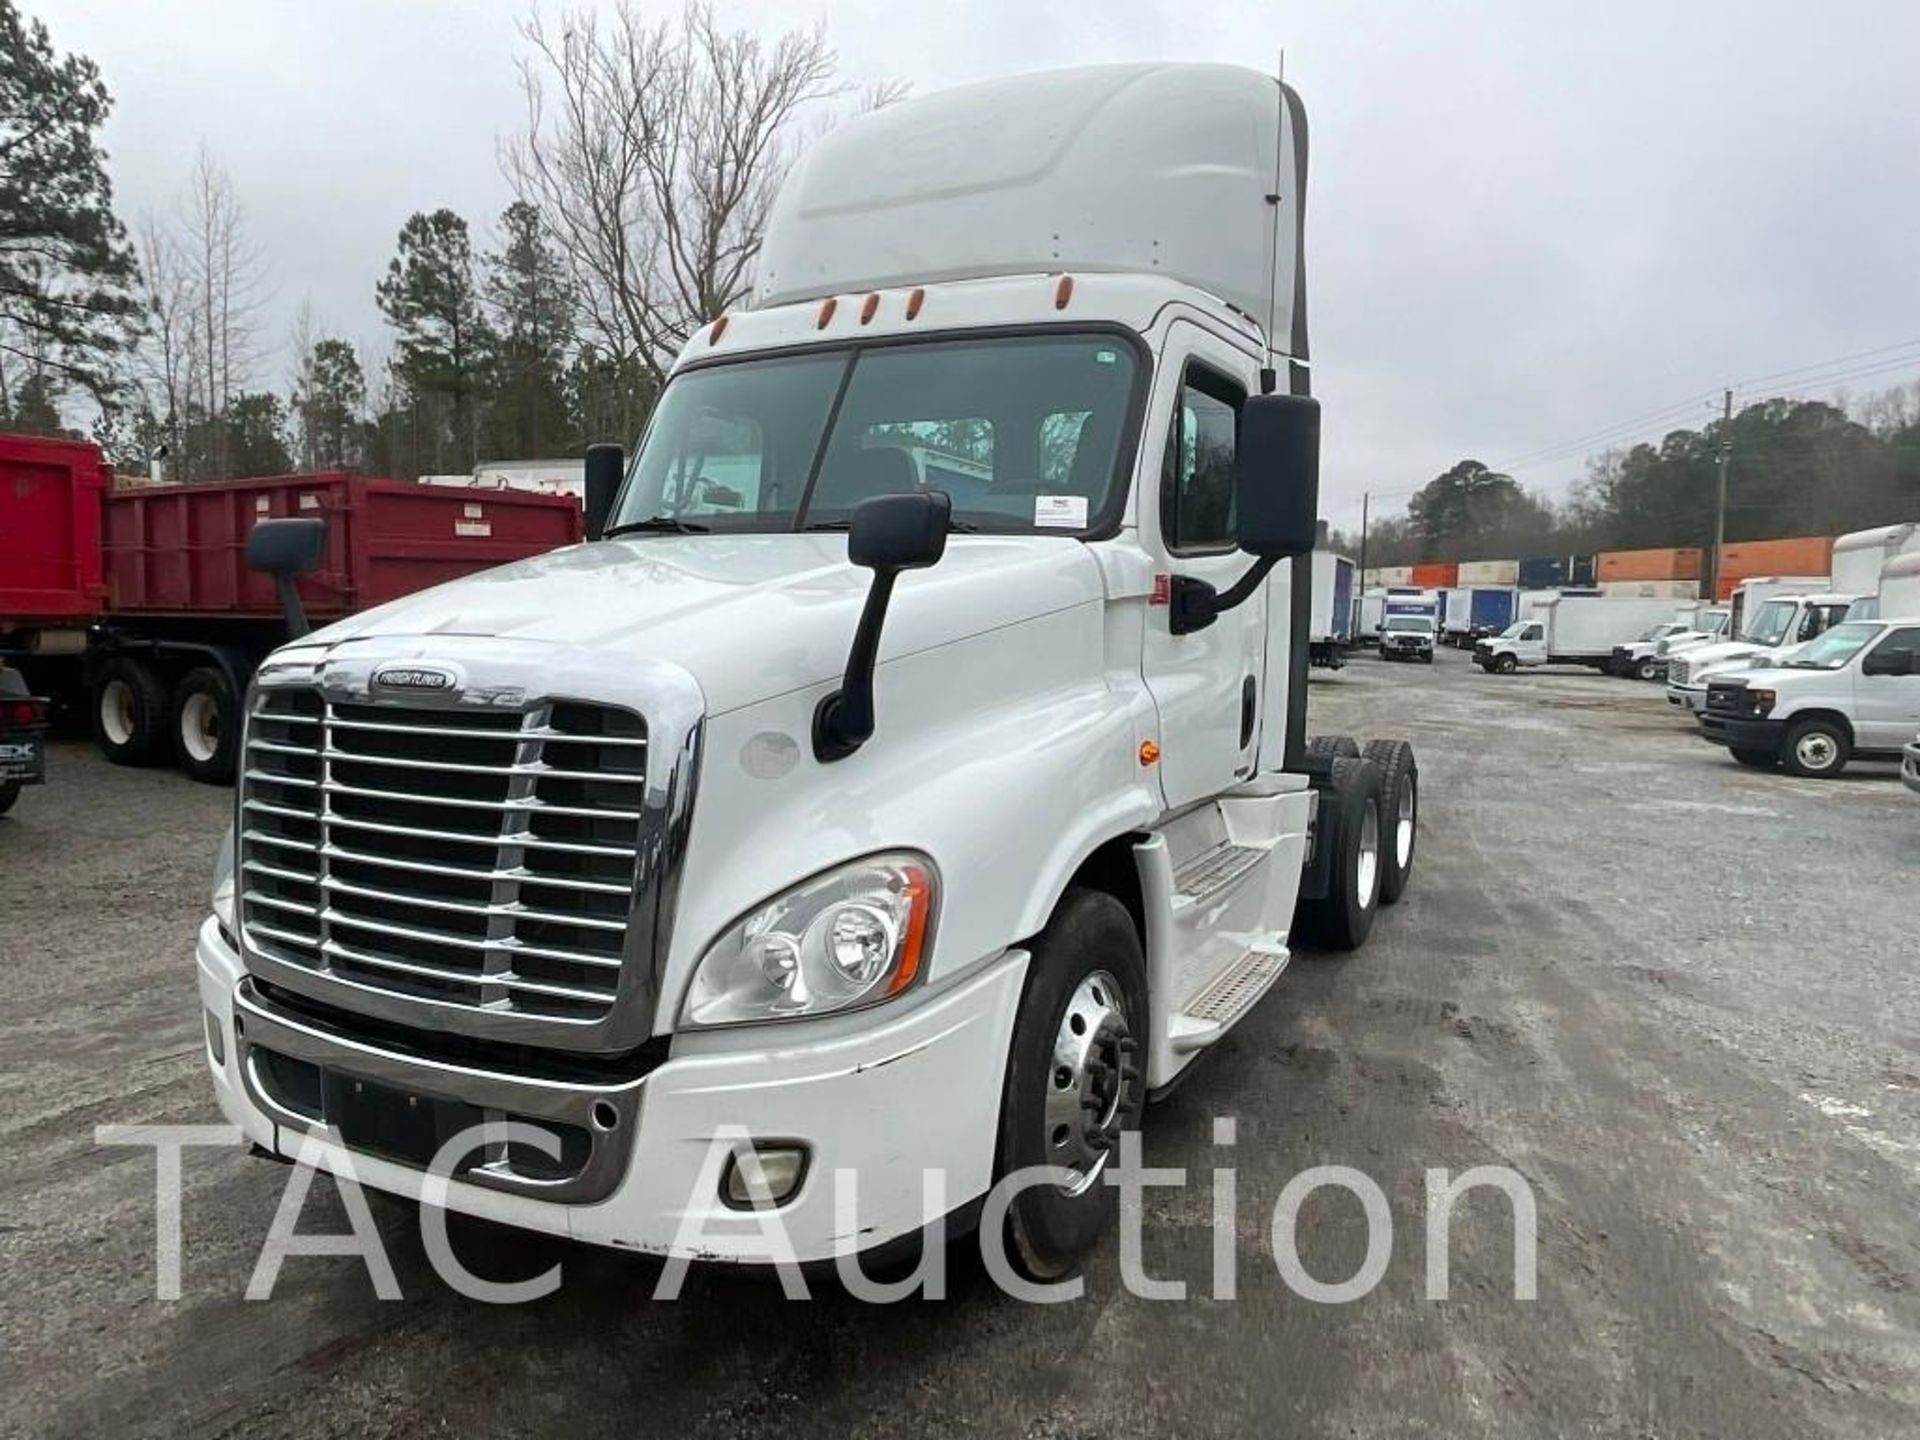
[101, 473, 583, 617]
[0, 434, 109, 622]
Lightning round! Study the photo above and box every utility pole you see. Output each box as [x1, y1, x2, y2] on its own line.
[1709, 388, 1732, 602]
[1358, 491, 1372, 581]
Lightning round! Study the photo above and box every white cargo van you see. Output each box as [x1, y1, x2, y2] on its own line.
[1700, 618, 1920, 777]
[195, 64, 1421, 1277]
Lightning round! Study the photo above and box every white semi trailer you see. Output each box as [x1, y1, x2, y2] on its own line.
[195, 64, 1420, 1278]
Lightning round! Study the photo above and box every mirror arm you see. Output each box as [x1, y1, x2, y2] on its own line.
[813, 570, 900, 762]
[274, 575, 310, 640]
[1169, 555, 1280, 636]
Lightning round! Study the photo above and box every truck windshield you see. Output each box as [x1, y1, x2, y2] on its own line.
[1744, 600, 1796, 646]
[612, 335, 1141, 536]
[1497, 621, 1529, 639]
[1384, 617, 1432, 633]
[1779, 622, 1880, 670]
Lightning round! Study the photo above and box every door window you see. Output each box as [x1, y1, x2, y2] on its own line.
[1160, 368, 1242, 553]
[1864, 626, 1920, 676]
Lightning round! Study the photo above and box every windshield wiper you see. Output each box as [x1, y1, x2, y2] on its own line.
[604, 515, 710, 536]
[802, 516, 984, 534]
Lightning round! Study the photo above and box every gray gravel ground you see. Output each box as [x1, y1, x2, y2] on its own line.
[3, 645, 1917, 1439]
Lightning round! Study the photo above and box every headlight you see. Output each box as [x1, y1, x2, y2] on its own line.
[681, 853, 936, 1028]
[1750, 688, 1776, 715]
[211, 823, 236, 940]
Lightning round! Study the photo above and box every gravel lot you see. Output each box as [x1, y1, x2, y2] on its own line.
[3, 645, 1917, 1439]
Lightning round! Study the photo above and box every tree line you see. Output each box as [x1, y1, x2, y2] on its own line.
[1338, 388, 1920, 568]
[0, 0, 857, 480]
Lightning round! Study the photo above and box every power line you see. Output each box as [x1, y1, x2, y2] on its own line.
[1730, 337, 1920, 392]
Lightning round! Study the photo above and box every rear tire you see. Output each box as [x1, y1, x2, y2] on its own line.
[1305, 734, 1361, 760]
[171, 667, 240, 785]
[94, 658, 168, 766]
[1300, 756, 1383, 951]
[1362, 740, 1418, 904]
[1730, 747, 1776, 769]
[1780, 718, 1850, 778]
[996, 889, 1148, 1281]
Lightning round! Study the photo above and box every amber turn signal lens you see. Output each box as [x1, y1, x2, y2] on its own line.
[1139, 740, 1161, 766]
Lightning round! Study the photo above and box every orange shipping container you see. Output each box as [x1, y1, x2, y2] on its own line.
[1596, 546, 1702, 583]
[1715, 536, 1833, 589]
[1410, 561, 1459, 588]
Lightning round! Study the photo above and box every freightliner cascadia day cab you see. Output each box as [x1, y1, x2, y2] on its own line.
[196, 64, 1422, 1276]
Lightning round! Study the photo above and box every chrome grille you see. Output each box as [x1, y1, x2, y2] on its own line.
[239, 688, 645, 1023]
[1668, 658, 1690, 686]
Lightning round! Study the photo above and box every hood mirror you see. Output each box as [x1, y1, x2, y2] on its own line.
[246, 517, 326, 639]
[814, 491, 952, 762]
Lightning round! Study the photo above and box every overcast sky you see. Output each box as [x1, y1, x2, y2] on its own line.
[31, 0, 1920, 525]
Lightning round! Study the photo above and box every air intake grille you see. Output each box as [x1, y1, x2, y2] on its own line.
[239, 688, 645, 1023]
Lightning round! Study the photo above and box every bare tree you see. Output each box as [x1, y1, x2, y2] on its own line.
[182, 147, 269, 477]
[131, 211, 197, 469]
[507, 2, 841, 391]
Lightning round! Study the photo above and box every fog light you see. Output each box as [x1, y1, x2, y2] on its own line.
[204, 1009, 225, 1067]
[721, 1144, 809, 1209]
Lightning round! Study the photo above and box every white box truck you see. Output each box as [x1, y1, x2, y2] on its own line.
[1309, 549, 1356, 667]
[194, 63, 1422, 1278]
[1473, 594, 1682, 673]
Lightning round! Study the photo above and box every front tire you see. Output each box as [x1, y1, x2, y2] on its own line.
[996, 889, 1148, 1281]
[1781, 718, 1850, 778]
[1636, 658, 1662, 683]
[94, 658, 168, 766]
[1493, 654, 1518, 675]
[171, 667, 240, 785]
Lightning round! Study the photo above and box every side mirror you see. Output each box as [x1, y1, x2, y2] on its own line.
[246, 517, 326, 639]
[814, 491, 951, 762]
[1169, 393, 1320, 635]
[584, 443, 624, 540]
[1235, 393, 1320, 560]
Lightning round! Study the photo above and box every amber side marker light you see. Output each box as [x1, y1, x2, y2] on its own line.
[1054, 275, 1075, 310]
[859, 293, 880, 325]
[817, 296, 838, 329]
[885, 865, 936, 997]
[1139, 740, 1161, 766]
[906, 287, 925, 320]
[708, 315, 729, 343]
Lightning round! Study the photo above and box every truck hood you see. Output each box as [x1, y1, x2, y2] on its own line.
[306, 532, 1107, 714]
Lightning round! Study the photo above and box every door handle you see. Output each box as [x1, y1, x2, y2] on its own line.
[1240, 676, 1257, 749]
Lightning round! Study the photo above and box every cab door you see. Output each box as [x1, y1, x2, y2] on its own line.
[1139, 323, 1266, 809]
[1853, 625, 1920, 748]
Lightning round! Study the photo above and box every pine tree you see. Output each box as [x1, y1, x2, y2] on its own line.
[292, 337, 366, 469]
[0, 0, 140, 402]
[483, 201, 573, 458]
[375, 209, 492, 471]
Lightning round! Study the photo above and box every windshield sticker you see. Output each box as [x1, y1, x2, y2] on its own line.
[1035, 495, 1088, 528]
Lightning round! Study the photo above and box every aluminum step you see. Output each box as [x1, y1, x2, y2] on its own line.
[1168, 941, 1290, 1054]
[1170, 842, 1270, 914]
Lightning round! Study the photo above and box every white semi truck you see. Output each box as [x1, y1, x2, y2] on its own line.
[195, 65, 1421, 1278]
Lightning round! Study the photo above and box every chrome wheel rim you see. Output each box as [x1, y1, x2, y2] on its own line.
[101, 679, 134, 747]
[1045, 970, 1133, 1196]
[1356, 799, 1380, 908]
[1795, 732, 1837, 771]
[1395, 773, 1416, 870]
[181, 692, 220, 763]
